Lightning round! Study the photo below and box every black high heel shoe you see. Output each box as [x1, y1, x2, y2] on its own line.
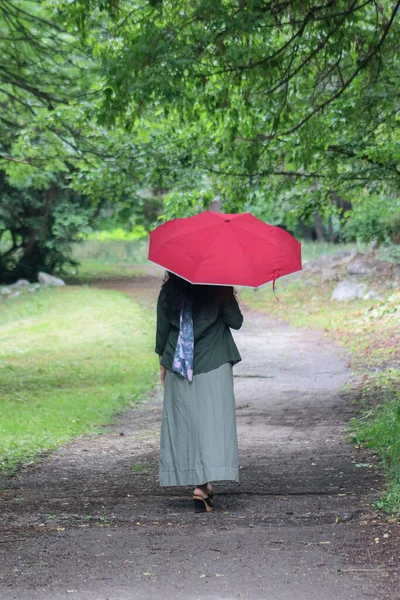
[193, 495, 213, 513]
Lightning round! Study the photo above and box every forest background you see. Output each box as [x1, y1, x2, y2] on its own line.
[0, 0, 399, 281]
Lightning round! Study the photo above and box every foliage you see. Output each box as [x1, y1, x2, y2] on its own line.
[0, 172, 101, 282]
[0, 1, 101, 280]
[0, 2, 168, 281]
[65, 0, 400, 211]
[86, 226, 149, 241]
[1, 1, 400, 279]
[342, 195, 400, 245]
[378, 243, 400, 264]
[0, 286, 158, 474]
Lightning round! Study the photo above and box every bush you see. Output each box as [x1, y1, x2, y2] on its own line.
[342, 195, 400, 245]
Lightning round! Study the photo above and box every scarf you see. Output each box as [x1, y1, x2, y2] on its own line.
[172, 297, 194, 382]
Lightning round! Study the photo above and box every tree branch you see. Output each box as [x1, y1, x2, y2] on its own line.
[259, 0, 400, 141]
[0, 154, 32, 164]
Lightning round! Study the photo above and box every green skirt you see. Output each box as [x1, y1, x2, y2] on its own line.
[159, 362, 239, 486]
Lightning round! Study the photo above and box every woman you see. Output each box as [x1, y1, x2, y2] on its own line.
[155, 272, 243, 512]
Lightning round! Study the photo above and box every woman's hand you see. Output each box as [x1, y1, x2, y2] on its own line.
[160, 365, 167, 387]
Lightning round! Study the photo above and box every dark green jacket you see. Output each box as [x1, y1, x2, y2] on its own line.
[155, 286, 243, 375]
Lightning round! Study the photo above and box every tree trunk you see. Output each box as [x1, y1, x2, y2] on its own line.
[328, 215, 334, 243]
[210, 195, 221, 212]
[313, 211, 325, 242]
[11, 186, 56, 281]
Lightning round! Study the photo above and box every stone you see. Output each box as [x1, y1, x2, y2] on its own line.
[1, 287, 12, 295]
[10, 279, 30, 287]
[392, 265, 400, 281]
[38, 272, 65, 286]
[301, 260, 314, 271]
[363, 290, 383, 301]
[347, 260, 373, 276]
[324, 250, 357, 267]
[321, 267, 340, 283]
[331, 280, 368, 301]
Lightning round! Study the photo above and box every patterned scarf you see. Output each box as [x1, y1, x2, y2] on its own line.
[172, 297, 194, 382]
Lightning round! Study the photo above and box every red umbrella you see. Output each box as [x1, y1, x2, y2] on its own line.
[148, 211, 301, 288]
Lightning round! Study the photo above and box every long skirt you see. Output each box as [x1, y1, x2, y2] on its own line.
[159, 362, 239, 486]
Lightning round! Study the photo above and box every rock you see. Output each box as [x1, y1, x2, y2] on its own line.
[38, 272, 65, 286]
[363, 290, 383, 301]
[9, 291, 21, 298]
[321, 267, 340, 283]
[331, 280, 368, 301]
[1, 287, 12, 295]
[324, 250, 357, 267]
[10, 279, 30, 288]
[301, 260, 314, 271]
[347, 260, 373, 276]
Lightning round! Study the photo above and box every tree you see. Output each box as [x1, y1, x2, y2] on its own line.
[67, 0, 400, 216]
[0, 1, 167, 280]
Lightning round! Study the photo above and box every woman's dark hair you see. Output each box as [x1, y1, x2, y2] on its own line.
[162, 271, 235, 317]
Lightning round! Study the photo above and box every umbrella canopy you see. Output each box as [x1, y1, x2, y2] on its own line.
[148, 211, 302, 288]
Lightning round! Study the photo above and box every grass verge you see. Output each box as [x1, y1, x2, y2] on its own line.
[349, 372, 400, 514]
[65, 260, 146, 284]
[65, 239, 150, 283]
[72, 238, 149, 264]
[0, 286, 158, 475]
[241, 276, 400, 514]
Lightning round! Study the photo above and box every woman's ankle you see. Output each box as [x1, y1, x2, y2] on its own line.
[194, 484, 209, 497]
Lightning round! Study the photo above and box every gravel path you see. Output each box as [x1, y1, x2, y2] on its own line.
[0, 274, 398, 600]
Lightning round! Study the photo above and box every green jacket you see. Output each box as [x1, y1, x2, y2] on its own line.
[155, 286, 243, 375]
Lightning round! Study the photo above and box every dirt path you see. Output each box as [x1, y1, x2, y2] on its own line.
[0, 274, 398, 600]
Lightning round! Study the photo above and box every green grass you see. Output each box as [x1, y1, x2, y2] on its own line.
[241, 270, 400, 515]
[65, 238, 150, 283]
[85, 226, 148, 241]
[349, 373, 400, 515]
[65, 260, 146, 284]
[300, 240, 367, 260]
[71, 238, 149, 265]
[0, 286, 158, 474]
